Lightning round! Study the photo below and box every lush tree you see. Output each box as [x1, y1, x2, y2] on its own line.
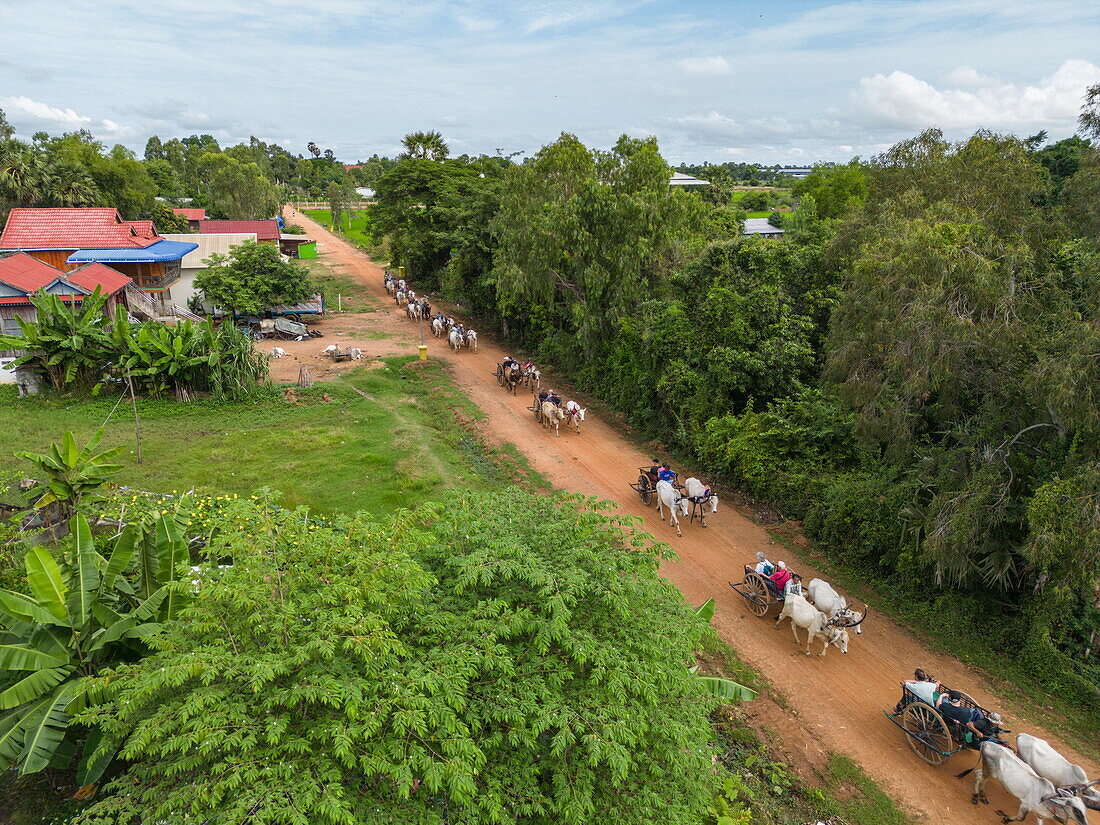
[194, 239, 314, 314]
[148, 201, 189, 233]
[0, 508, 187, 782]
[0, 107, 13, 141]
[75, 492, 720, 825]
[142, 136, 164, 161]
[791, 161, 868, 220]
[400, 130, 449, 161]
[197, 153, 280, 220]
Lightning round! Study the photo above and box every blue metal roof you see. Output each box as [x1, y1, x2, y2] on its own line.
[66, 240, 198, 263]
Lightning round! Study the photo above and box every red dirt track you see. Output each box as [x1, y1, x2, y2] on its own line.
[284, 208, 1098, 824]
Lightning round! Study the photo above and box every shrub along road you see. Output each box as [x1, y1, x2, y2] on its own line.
[286, 208, 1098, 825]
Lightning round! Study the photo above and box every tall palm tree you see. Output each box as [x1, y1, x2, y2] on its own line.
[400, 130, 449, 161]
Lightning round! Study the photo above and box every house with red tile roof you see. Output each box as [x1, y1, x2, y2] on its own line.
[199, 220, 281, 243]
[172, 208, 207, 230]
[0, 208, 197, 311]
[0, 252, 134, 360]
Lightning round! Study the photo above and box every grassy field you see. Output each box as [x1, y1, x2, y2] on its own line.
[303, 207, 372, 249]
[0, 357, 535, 517]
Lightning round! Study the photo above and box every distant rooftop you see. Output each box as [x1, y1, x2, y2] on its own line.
[742, 218, 785, 237]
[669, 172, 710, 186]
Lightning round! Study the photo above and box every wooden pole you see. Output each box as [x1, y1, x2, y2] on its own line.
[126, 371, 143, 464]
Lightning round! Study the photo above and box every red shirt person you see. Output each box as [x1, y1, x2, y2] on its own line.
[769, 561, 792, 591]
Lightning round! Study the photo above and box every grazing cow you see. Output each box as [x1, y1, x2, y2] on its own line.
[806, 578, 866, 635]
[683, 477, 718, 527]
[448, 328, 463, 352]
[348, 347, 363, 360]
[564, 400, 586, 434]
[540, 400, 566, 436]
[774, 592, 849, 657]
[959, 741, 1089, 824]
[524, 365, 541, 390]
[655, 479, 689, 537]
[464, 329, 478, 352]
[269, 346, 287, 359]
[1017, 735, 1100, 812]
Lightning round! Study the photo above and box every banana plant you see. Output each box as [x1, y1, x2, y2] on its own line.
[692, 598, 758, 702]
[0, 511, 188, 781]
[15, 430, 123, 522]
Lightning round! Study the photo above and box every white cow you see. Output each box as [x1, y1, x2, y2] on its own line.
[960, 741, 1089, 825]
[774, 592, 849, 657]
[269, 346, 287, 359]
[655, 479, 689, 537]
[448, 328, 463, 352]
[1017, 734, 1100, 812]
[564, 400, 586, 434]
[348, 347, 363, 360]
[540, 400, 566, 436]
[464, 329, 478, 352]
[683, 477, 718, 528]
[322, 344, 338, 355]
[431, 316, 445, 338]
[806, 578, 866, 635]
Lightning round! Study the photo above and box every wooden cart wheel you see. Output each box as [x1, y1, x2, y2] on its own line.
[637, 475, 652, 506]
[742, 572, 772, 617]
[534, 406, 543, 424]
[902, 702, 952, 765]
[496, 366, 504, 386]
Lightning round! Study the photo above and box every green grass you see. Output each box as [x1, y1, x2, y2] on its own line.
[294, 257, 373, 313]
[303, 208, 372, 248]
[0, 357, 532, 517]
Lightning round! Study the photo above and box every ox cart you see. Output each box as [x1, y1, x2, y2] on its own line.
[526, 397, 544, 424]
[628, 467, 685, 506]
[326, 346, 354, 362]
[728, 566, 802, 617]
[885, 682, 1001, 765]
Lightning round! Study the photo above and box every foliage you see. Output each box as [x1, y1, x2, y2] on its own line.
[15, 430, 123, 521]
[400, 129, 450, 161]
[0, 289, 267, 400]
[0, 509, 187, 780]
[75, 492, 720, 824]
[196, 152, 281, 220]
[195, 238, 314, 314]
[147, 201, 189, 233]
[791, 161, 868, 220]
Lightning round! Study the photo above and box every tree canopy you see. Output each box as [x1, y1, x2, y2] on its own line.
[194, 239, 314, 314]
[75, 492, 719, 824]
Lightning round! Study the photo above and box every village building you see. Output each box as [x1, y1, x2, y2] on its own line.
[200, 220, 281, 245]
[0, 208, 197, 312]
[160, 232, 257, 309]
[0, 252, 133, 384]
[171, 207, 207, 230]
[741, 217, 785, 239]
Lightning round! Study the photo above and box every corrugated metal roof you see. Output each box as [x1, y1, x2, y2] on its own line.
[200, 220, 280, 241]
[0, 208, 162, 249]
[742, 218, 785, 235]
[161, 233, 257, 267]
[0, 252, 62, 292]
[669, 172, 710, 186]
[66, 239, 198, 263]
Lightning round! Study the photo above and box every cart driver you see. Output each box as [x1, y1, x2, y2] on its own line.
[547, 389, 562, 407]
[657, 463, 677, 485]
[537, 387, 550, 404]
[502, 355, 518, 371]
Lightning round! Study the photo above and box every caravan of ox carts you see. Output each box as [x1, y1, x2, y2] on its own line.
[381, 270, 1100, 823]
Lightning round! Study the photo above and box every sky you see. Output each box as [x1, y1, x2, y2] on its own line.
[1, 0, 1099, 165]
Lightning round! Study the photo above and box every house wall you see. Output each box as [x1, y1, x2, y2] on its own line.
[0, 305, 38, 358]
[23, 250, 72, 269]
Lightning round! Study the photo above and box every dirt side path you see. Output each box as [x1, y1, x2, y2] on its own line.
[285, 208, 1098, 824]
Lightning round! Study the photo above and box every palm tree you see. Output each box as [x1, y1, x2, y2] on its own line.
[400, 130, 449, 161]
[306, 141, 320, 158]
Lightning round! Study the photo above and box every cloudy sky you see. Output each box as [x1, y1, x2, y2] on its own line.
[1, 0, 1098, 164]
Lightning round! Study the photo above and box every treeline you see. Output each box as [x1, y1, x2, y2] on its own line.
[373, 116, 1100, 715]
[0, 110, 393, 225]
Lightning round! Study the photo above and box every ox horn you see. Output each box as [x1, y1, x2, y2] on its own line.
[842, 604, 869, 628]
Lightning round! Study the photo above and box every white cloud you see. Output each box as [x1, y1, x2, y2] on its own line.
[941, 66, 994, 89]
[678, 56, 730, 76]
[2, 95, 90, 127]
[853, 58, 1100, 131]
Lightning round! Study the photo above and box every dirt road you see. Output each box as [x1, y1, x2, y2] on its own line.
[284, 209, 1098, 823]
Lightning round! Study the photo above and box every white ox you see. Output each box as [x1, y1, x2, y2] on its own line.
[540, 400, 566, 436]
[806, 578, 865, 635]
[269, 346, 287, 359]
[464, 329, 478, 352]
[959, 741, 1089, 825]
[448, 329, 463, 352]
[431, 316, 445, 337]
[654, 479, 689, 537]
[1017, 734, 1100, 813]
[322, 344, 338, 355]
[564, 400, 586, 434]
[774, 592, 849, 657]
[348, 347, 363, 360]
[683, 477, 718, 528]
